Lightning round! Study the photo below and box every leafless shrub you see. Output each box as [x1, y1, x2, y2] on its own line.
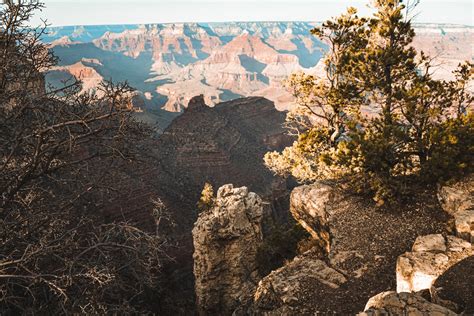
[1, 1, 165, 313]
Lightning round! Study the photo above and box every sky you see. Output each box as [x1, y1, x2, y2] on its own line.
[30, 0, 474, 27]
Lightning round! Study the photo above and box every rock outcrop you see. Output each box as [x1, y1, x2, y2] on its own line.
[184, 94, 207, 111]
[253, 251, 347, 315]
[438, 175, 474, 242]
[359, 291, 457, 316]
[396, 234, 472, 293]
[193, 184, 264, 315]
[250, 181, 450, 314]
[46, 23, 473, 112]
[289, 182, 340, 254]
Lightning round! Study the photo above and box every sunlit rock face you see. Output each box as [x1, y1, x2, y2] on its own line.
[359, 291, 457, 316]
[438, 175, 474, 242]
[396, 234, 472, 293]
[44, 23, 472, 116]
[192, 184, 263, 315]
[289, 182, 339, 254]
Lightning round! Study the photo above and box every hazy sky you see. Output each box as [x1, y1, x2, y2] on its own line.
[31, 0, 474, 27]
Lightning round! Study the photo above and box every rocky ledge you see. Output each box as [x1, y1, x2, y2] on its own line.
[192, 174, 474, 314]
[252, 181, 450, 314]
[438, 175, 474, 242]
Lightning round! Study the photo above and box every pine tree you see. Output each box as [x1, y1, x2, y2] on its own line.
[265, 0, 473, 203]
[197, 182, 215, 211]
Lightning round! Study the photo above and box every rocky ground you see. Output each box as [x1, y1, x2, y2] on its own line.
[191, 174, 474, 315]
[253, 183, 452, 314]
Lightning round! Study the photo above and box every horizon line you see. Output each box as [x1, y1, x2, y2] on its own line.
[45, 20, 474, 29]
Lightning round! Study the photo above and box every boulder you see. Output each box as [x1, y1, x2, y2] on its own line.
[252, 252, 347, 315]
[193, 184, 264, 315]
[396, 234, 472, 293]
[438, 175, 474, 242]
[359, 291, 457, 315]
[455, 209, 474, 243]
[289, 182, 341, 254]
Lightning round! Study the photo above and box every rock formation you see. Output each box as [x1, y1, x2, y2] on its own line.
[289, 182, 340, 254]
[359, 291, 457, 316]
[356, 175, 474, 315]
[438, 175, 474, 242]
[193, 184, 264, 315]
[253, 251, 347, 315]
[148, 97, 292, 313]
[396, 234, 472, 293]
[45, 22, 473, 114]
[250, 180, 450, 314]
[186, 94, 207, 111]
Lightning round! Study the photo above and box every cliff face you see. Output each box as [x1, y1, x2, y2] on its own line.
[146, 96, 293, 312]
[193, 185, 263, 315]
[151, 95, 293, 247]
[45, 22, 473, 115]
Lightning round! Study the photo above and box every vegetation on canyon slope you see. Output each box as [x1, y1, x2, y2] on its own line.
[0, 1, 166, 313]
[265, 0, 473, 204]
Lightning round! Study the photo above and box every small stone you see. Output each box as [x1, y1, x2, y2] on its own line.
[412, 234, 446, 253]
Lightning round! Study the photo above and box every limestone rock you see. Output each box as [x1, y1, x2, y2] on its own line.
[437, 176, 474, 216]
[396, 234, 472, 293]
[360, 291, 457, 316]
[455, 209, 474, 243]
[255, 181, 449, 314]
[252, 252, 347, 315]
[412, 234, 447, 253]
[193, 184, 264, 315]
[289, 182, 341, 254]
[438, 175, 474, 242]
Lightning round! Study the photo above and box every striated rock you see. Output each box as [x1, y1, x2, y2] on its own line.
[359, 291, 457, 316]
[438, 175, 474, 242]
[252, 252, 347, 315]
[47, 23, 473, 112]
[193, 184, 264, 315]
[396, 234, 472, 293]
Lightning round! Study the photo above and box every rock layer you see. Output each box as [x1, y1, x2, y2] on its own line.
[193, 184, 264, 315]
[46, 23, 473, 113]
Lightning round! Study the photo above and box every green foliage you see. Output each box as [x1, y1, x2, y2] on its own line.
[197, 182, 215, 211]
[266, 0, 474, 204]
[422, 113, 474, 181]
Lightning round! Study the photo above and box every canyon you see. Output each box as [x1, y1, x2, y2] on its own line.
[40, 21, 473, 314]
[44, 22, 474, 130]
